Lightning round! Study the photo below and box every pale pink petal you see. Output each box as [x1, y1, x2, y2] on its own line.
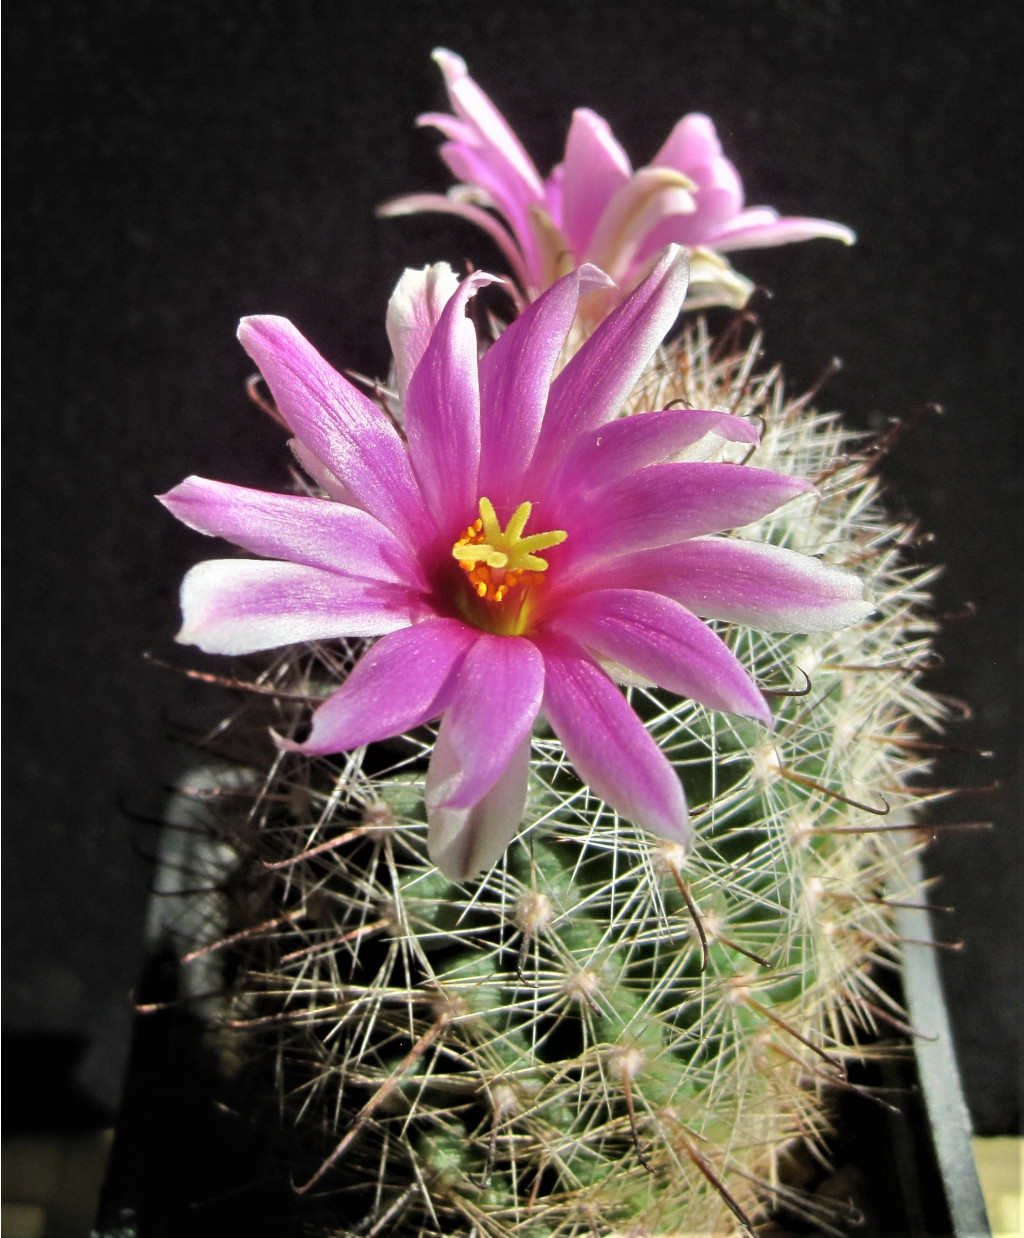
[706, 211, 857, 251]
[584, 168, 697, 283]
[280, 618, 476, 754]
[431, 49, 546, 201]
[643, 114, 855, 258]
[529, 246, 690, 487]
[427, 49, 547, 283]
[386, 263, 461, 404]
[159, 476, 424, 586]
[650, 114, 728, 178]
[377, 193, 533, 292]
[632, 174, 745, 260]
[237, 317, 428, 542]
[427, 734, 531, 880]
[550, 408, 760, 498]
[560, 108, 631, 257]
[543, 162, 563, 224]
[580, 537, 874, 632]
[478, 264, 614, 506]
[176, 560, 419, 655]
[547, 588, 770, 724]
[435, 143, 544, 279]
[556, 462, 815, 571]
[403, 273, 496, 531]
[536, 634, 690, 847]
[416, 112, 475, 144]
[426, 635, 544, 811]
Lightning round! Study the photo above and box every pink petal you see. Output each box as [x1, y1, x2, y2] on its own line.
[550, 408, 760, 498]
[159, 476, 424, 586]
[560, 108, 631, 257]
[583, 537, 874, 632]
[547, 588, 770, 724]
[386, 263, 460, 404]
[435, 143, 545, 281]
[631, 173, 746, 259]
[556, 461, 815, 571]
[706, 210, 857, 251]
[427, 49, 547, 283]
[431, 49, 546, 202]
[650, 114, 728, 177]
[647, 115, 745, 243]
[427, 734, 531, 880]
[426, 634, 544, 811]
[543, 162, 563, 225]
[536, 634, 690, 847]
[478, 264, 613, 507]
[403, 273, 496, 532]
[377, 193, 533, 292]
[529, 246, 690, 488]
[584, 167, 697, 283]
[237, 316, 428, 543]
[280, 618, 476, 754]
[176, 560, 419, 655]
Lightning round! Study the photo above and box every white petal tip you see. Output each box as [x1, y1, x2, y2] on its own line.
[431, 48, 467, 78]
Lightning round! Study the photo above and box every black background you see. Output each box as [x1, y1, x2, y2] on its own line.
[5, 0, 1021, 1137]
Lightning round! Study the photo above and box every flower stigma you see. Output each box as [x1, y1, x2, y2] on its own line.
[451, 497, 566, 633]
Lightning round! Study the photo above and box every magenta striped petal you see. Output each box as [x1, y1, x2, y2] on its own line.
[547, 588, 770, 723]
[528, 246, 690, 487]
[556, 462, 815, 571]
[537, 634, 690, 847]
[427, 734, 531, 880]
[159, 477, 425, 587]
[577, 537, 874, 632]
[478, 265, 613, 506]
[176, 560, 419, 655]
[550, 408, 760, 500]
[403, 273, 493, 531]
[280, 618, 476, 754]
[560, 108, 631, 257]
[426, 635, 544, 811]
[237, 316, 428, 542]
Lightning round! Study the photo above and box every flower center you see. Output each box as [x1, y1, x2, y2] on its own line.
[452, 497, 566, 604]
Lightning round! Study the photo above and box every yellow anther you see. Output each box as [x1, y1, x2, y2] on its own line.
[451, 497, 567, 602]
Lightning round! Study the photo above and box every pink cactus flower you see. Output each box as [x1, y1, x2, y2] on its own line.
[161, 248, 870, 880]
[381, 49, 855, 310]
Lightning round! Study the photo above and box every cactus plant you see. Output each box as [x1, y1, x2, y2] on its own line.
[166, 311, 944, 1237]
[154, 50, 952, 1238]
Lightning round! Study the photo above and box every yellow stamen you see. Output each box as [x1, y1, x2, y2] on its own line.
[452, 497, 567, 604]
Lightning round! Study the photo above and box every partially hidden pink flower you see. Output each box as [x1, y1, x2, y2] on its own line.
[380, 49, 855, 311]
[160, 248, 871, 880]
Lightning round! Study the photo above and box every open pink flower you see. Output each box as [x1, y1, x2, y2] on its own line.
[161, 248, 870, 880]
[380, 49, 855, 310]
